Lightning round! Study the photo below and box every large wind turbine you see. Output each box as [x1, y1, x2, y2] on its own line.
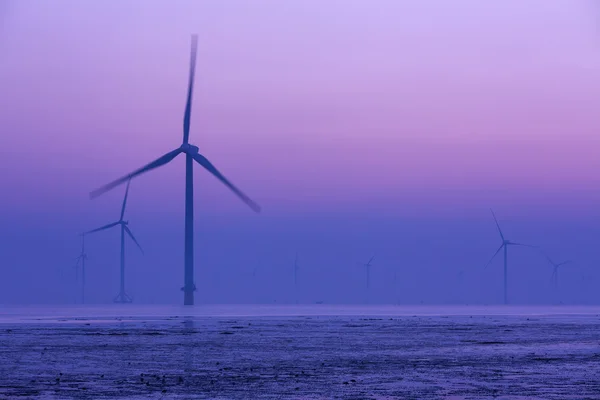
[89, 35, 261, 306]
[359, 256, 375, 289]
[87, 180, 143, 303]
[74, 233, 88, 304]
[544, 254, 571, 301]
[484, 209, 536, 305]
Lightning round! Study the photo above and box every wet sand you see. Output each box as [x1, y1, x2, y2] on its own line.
[0, 306, 599, 399]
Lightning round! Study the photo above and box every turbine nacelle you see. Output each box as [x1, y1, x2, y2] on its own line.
[180, 143, 199, 154]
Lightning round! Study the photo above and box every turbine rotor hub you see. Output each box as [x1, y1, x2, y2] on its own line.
[180, 283, 197, 292]
[180, 143, 199, 154]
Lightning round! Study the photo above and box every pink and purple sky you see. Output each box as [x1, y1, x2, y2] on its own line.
[1, 0, 600, 216]
[0, 1, 599, 304]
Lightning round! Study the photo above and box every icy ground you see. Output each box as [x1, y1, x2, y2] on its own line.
[0, 305, 599, 399]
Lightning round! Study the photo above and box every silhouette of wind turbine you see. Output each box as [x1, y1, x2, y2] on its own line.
[86, 180, 143, 303]
[484, 209, 536, 305]
[358, 256, 375, 289]
[74, 233, 88, 304]
[89, 35, 261, 306]
[544, 254, 571, 300]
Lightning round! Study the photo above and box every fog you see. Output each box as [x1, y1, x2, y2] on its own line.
[1, 0, 599, 306]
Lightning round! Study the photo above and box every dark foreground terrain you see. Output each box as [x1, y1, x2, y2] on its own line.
[0, 306, 599, 399]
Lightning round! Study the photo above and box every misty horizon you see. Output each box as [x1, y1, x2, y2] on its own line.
[1, 0, 600, 306]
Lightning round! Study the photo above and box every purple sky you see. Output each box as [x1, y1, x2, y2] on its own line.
[0, 1, 599, 304]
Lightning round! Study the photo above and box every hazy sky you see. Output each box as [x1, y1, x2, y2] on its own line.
[0, 0, 599, 305]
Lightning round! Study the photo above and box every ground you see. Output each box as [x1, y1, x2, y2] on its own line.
[0, 305, 599, 399]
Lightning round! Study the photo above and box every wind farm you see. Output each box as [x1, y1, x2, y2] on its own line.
[2, 2, 600, 398]
[38, 34, 589, 307]
[57, 35, 588, 305]
[24, 33, 591, 306]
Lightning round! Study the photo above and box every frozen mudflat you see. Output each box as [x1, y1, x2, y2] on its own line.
[0, 305, 599, 399]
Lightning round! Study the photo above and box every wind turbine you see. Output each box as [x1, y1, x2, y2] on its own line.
[544, 254, 571, 301]
[86, 180, 143, 303]
[89, 35, 261, 306]
[74, 233, 88, 304]
[359, 256, 375, 289]
[484, 209, 536, 305]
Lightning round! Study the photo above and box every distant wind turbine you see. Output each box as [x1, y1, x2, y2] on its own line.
[89, 35, 261, 306]
[358, 256, 375, 289]
[74, 233, 88, 304]
[544, 254, 571, 300]
[86, 180, 143, 303]
[484, 209, 536, 305]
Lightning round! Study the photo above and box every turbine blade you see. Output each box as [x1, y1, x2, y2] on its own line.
[190, 152, 261, 213]
[124, 225, 143, 254]
[557, 260, 572, 267]
[183, 34, 198, 144]
[85, 221, 119, 234]
[90, 149, 182, 199]
[543, 252, 555, 266]
[510, 242, 537, 248]
[120, 179, 131, 221]
[490, 209, 505, 241]
[368, 255, 375, 265]
[484, 244, 504, 268]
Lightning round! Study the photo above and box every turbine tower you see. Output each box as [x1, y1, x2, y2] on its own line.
[484, 209, 536, 305]
[544, 254, 571, 301]
[89, 35, 261, 306]
[86, 180, 143, 303]
[74, 233, 88, 304]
